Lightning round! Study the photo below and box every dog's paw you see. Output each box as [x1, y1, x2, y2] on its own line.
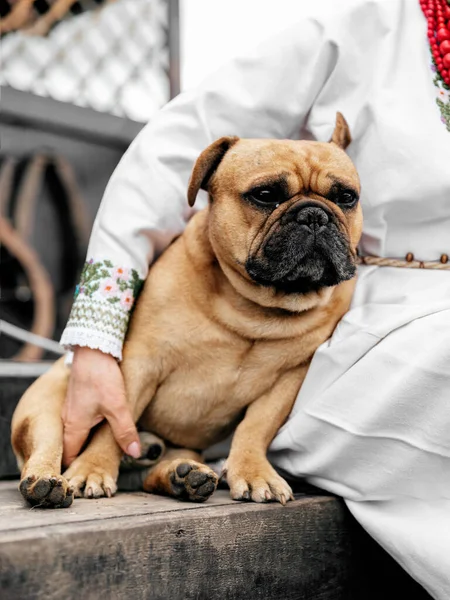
[64, 459, 118, 499]
[19, 474, 74, 508]
[168, 461, 218, 502]
[120, 431, 165, 471]
[225, 459, 294, 505]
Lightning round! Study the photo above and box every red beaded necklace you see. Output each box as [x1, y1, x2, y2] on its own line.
[420, 0, 450, 86]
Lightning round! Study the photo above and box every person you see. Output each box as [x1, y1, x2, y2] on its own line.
[60, 0, 450, 596]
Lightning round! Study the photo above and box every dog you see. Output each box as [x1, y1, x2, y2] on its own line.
[11, 112, 362, 508]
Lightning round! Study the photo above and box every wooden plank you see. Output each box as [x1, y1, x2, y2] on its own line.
[0, 480, 329, 533]
[0, 482, 238, 533]
[0, 490, 353, 600]
[0, 482, 432, 600]
[0, 87, 143, 149]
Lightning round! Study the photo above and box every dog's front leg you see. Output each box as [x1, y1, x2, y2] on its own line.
[64, 351, 161, 499]
[225, 365, 308, 505]
[12, 358, 74, 508]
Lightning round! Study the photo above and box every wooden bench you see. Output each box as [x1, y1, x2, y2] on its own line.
[0, 481, 431, 600]
[0, 365, 432, 599]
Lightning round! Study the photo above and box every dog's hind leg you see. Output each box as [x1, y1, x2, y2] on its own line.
[11, 358, 74, 508]
[142, 448, 218, 503]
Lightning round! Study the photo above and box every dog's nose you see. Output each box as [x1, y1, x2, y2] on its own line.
[296, 206, 329, 232]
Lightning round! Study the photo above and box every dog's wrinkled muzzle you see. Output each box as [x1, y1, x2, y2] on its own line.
[245, 202, 355, 294]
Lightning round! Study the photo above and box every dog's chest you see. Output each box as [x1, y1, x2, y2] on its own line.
[139, 338, 293, 448]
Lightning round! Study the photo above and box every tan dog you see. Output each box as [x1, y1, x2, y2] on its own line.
[11, 113, 362, 508]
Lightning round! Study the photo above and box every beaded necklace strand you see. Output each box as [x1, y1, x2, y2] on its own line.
[420, 0, 450, 86]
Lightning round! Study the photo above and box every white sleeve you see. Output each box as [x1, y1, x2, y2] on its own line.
[60, 16, 340, 359]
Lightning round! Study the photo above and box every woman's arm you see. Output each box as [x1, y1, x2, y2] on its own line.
[60, 16, 338, 360]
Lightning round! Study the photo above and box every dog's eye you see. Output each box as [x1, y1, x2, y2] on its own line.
[247, 187, 283, 207]
[339, 191, 356, 204]
[334, 189, 358, 208]
[327, 182, 359, 208]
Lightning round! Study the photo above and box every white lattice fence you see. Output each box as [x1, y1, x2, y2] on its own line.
[0, 0, 177, 122]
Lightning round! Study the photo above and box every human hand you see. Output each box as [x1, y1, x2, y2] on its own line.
[62, 346, 141, 467]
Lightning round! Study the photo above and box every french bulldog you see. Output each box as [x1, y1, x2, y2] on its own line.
[11, 112, 362, 508]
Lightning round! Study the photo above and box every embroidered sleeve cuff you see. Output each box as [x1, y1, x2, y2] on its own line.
[60, 259, 144, 361]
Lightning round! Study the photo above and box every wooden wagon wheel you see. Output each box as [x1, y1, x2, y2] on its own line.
[1, 152, 91, 359]
[14, 154, 90, 248]
[0, 215, 55, 362]
[13, 153, 90, 294]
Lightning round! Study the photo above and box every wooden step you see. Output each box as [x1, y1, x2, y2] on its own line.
[0, 481, 431, 600]
[0, 365, 432, 599]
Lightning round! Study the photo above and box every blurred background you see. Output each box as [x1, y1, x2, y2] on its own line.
[0, 0, 341, 363]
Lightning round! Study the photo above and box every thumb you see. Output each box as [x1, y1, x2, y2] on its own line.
[63, 422, 93, 467]
[104, 402, 141, 459]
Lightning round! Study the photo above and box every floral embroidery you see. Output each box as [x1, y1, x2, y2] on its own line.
[61, 259, 145, 360]
[430, 60, 450, 132]
[120, 290, 134, 309]
[65, 299, 130, 341]
[74, 259, 143, 308]
[437, 86, 450, 103]
[113, 266, 130, 280]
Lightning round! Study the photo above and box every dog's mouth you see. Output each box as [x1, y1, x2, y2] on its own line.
[245, 203, 356, 294]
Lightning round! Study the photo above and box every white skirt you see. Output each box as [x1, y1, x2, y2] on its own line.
[270, 265, 450, 600]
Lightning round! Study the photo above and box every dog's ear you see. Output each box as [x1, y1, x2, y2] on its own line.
[329, 112, 351, 150]
[187, 136, 239, 207]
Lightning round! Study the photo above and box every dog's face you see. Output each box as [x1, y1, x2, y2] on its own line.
[188, 113, 362, 297]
